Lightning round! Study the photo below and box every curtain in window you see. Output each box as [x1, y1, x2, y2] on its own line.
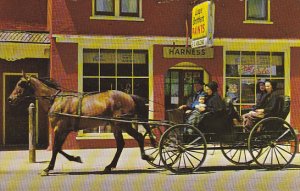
[121, 0, 138, 13]
[96, 0, 113, 12]
[248, 0, 267, 20]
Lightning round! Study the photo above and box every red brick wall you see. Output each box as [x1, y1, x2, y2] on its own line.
[50, 41, 79, 149]
[214, 1, 300, 39]
[51, 0, 300, 39]
[50, 41, 78, 90]
[153, 45, 223, 120]
[290, 47, 300, 131]
[51, 0, 189, 36]
[0, 0, 47, 31]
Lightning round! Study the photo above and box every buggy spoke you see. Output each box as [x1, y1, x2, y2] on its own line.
[275, 145, 293, 155]
[274, 147, 289, 163]
[275, 129, 290, 142]
[185, 150, 201, 162]
[262, 147, 272, 166]
[274, 148, 281, 165]
[184, 152, 195, 169]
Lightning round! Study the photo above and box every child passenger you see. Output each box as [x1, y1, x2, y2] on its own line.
[187, 95, 207, 128]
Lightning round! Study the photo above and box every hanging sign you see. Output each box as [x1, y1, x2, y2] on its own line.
[191, 1, 214, 48]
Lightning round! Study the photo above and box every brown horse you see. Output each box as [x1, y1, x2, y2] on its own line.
[8, 72, 155, 176]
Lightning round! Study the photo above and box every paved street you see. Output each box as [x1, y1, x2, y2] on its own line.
[1, 148, 300, 191]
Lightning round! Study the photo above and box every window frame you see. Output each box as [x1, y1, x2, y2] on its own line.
[94, 0, 115, 16]
[244, 0, 273, 24]
[91, 0, 144, 21]
[80, 48, 149, 136]
[225, 50, 285, 115]
[120, 0, 139, 17]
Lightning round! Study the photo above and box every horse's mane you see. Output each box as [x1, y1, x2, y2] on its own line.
[37, 77, 61, 90]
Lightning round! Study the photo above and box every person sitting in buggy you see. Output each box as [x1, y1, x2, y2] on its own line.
[178, 79, 206, 112]
[186, 81, 228, 134]
[242, 80, 281, 129]
[185, 94, 207, 128]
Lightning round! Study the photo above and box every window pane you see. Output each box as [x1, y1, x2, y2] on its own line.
[170, 71, 179, 83]
[120, 0, 138, 16]
[226, 51, 240, 77]
[117, 50, 132, 76]
[226, 79, 240, 103]
[84, 63, 99, 76]
[100, 78, 115, 92]
[133, 50, 148, 76]
[256, 52, 271, 77]
[100, 64, 115, 76]
[134, 78, 148, 99]
[117, 78, 132, 94]
[240, 51, 255, 77]
[247, 0, 267, 20]
[95, 0, 114, 15]
[83, 78, 99, 92]
[272, 79, 285, 96]
[241, 78, 255, 103]
[271, 52, 284, 77]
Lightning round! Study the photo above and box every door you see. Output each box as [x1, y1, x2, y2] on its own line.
[165, 69, 204, 110]
[4, 75, 36, 145]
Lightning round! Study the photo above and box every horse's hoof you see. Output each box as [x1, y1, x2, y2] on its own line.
[40, 170, 49, 176]
[103, 166, 112, 173]
[142, 154, 155, 161]
[74, 156, 83, 163]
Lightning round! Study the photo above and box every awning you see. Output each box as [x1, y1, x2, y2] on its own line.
[0, 31, 50, 61]
[0, 31, 50, 44]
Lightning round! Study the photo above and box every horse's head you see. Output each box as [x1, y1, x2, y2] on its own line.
[8, 72, 35, 105]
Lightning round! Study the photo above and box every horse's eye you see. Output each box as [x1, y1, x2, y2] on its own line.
[19, 81, 27, 88]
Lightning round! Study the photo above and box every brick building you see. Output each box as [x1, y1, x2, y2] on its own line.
[1, 0, 300, 149]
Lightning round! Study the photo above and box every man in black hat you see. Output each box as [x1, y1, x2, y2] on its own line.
[179, 79, 206, 111]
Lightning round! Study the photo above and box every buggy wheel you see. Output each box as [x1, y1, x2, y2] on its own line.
[159, 124, 207, 174]
[221, 141, 262, 165]
[144, 124, 170, 168]
[248, 117, 298, 170]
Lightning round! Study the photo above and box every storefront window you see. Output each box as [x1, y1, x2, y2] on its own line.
[225, 51, 285, 115]
[82, 48, 149, 134]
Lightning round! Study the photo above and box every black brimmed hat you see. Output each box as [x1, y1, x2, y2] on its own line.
[206, 81, 218, 92]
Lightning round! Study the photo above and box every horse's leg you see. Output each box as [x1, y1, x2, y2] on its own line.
[142, 123, 156, 147]
[122, 123, 154, 161]
[41, 130, 69, 176]
[104, 127, 125, 173]
[59, 150, 83, 163]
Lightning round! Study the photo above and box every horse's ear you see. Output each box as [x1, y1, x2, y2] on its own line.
[22, 70, 26, 78]
[22, 71, 30, 82]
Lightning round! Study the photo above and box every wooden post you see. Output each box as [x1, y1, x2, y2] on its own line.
[28, 103, 36, 163]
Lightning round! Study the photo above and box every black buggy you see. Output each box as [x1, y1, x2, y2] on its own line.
[158, 96, 298, 174]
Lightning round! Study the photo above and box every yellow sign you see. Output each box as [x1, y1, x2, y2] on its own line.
[163, 47, 213, 58]
[191, 1, 214, 48]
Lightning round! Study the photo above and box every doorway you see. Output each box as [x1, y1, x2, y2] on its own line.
[165, 69, 204, 110]
[4, 74, 36, 146]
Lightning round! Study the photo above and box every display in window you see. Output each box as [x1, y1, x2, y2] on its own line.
[241, 78, 255, 103]
[226, 80, 239, 103]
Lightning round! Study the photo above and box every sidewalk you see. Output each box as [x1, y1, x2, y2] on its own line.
[0, 147, 154, 173]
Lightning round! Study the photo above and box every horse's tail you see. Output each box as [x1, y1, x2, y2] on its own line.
[130, 94, 149, 121]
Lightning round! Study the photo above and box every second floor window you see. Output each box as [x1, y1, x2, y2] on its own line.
[246, 0, 268, 21]
[95, 0, 139, 17]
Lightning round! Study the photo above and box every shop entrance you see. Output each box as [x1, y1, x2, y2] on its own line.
[164, 69, 204, 111]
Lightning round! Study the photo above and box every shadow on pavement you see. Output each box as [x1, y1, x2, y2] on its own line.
[49, 168, 164, 176]
[45, 164, 300, 176]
